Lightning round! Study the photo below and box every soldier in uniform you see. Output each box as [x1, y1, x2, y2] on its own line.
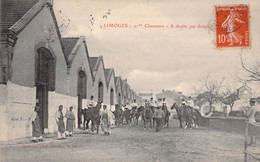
[55, 105, 66, 140]
[162, 98, 168, 109]
[30, 106, 43, 142]
[87, 96, 96, 109]
[247, 98, 258, 123]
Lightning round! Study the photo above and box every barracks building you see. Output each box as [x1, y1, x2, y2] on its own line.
[0, 0, 139, 141]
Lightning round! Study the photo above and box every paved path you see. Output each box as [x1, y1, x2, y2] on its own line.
[0, 119, 244, 162]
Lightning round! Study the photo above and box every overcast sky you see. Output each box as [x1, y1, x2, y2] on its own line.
[53, 0, 260, 95]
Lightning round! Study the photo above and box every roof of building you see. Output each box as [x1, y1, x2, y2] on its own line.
[104, 68, 111, 85]
[61, 37, 79, 59]
[1, 0, 68, 63]
[89, 57, 99, 72]
[1, 0, 47, 42]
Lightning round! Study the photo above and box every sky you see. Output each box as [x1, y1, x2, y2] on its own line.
[53, 0, 260, 95]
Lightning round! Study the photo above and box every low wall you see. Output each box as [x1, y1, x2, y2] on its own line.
[200, 117, 260, 138]
[0, 82, 36, 141]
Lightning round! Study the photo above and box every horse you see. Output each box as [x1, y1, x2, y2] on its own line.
[150, 106, 157, 127]
[162, 106, 170, 127]
[190, 107, 202, 128]
[143, 107, 154, 130]
[124, 108, 131, 125]
[135, 106, 144, 125]
[113, 105, 123, 125]
[130, 107, 137, 125]
[82, 101, 102, 134]
[171, 103, 193, 129]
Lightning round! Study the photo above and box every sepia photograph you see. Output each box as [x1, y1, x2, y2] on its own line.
[0, 0, 260, 161]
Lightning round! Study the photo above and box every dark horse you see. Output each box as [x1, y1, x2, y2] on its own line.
[113, 104, 123, 125]
[143, 107, 154, 130]
[171, 103, 193, 129]
[124, 108, 131, 125]
[171, 103, 202, 129]
[135, 106, 144, 125]
[82, 101, 102, 134]
[130, 107, 137, 125]
[190, 108, 202, 128]
[162, 106, 170, 127]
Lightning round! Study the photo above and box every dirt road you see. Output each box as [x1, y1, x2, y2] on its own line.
[0, 119, 244, 162]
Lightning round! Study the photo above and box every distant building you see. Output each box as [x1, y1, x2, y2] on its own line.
[156, 90, 184, 107]
[139, 93, 153, 106]
[232, 83, 253, 111]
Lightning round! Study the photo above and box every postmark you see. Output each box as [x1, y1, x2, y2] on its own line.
[215, 5, 249, 48]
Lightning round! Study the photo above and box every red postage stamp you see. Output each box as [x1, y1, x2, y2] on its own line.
[215, 5, 249, 48]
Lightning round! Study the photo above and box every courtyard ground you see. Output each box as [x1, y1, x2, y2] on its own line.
[0, 119, 245, 162]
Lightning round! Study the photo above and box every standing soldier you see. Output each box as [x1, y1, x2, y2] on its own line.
[155, 106, 165, 132]
[55, 105, 66, 140]
[65, 106, 75, 137]
[247, 98, 258, 123]
[30, 106, 43, 142]
[101, 105, 111, 135]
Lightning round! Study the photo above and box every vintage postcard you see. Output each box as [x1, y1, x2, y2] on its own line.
[0, 0, 260, 161]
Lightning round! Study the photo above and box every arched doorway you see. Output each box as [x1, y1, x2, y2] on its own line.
[98, 82, 103, 102]
[118, 93, 121, 105]
[124, 96, 126, 105]
[77, 70, 86, 128]
[110, 88, 114, 105]
[36, 47, 55, 132]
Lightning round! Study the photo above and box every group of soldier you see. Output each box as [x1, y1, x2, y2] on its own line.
[30, 105, 76, 143]
[117, 97, 170, 132]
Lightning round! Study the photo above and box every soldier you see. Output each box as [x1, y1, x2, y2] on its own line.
[65, 106, 75, 137]
[247, 98, 258, 123]
[155, 106, 165, 132]
[30, 106, 43, 142]
[181, 98, 186, 107]
[131, 99, 138, 109]
[162, 98, 168, 108]
[55, 105, 66, 140]
[187, 96, 194, 107]
[149, 97, 155, 108]
[87, 95, 96, 109]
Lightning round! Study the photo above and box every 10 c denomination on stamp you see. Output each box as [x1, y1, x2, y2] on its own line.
[215, 5, 249, 48]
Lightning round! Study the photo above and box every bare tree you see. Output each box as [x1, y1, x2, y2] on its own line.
[199, 74, 224, 112]
[239, 54, 260, 84]
[192, 86, 207, 111]
[221, 84, 239, 112]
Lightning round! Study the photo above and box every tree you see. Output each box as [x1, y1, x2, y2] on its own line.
[239, 54, 260, 84]
[199, 74, 224, 112]
[221, 84, 239, 112]
[193, 86, 207, 111]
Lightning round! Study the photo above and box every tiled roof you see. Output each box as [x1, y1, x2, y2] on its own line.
[1, 0, 46, 42]
[61, 37, 79, 60]
[89, 57, 98, 72]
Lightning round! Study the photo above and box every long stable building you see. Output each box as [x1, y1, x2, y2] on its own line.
[0, 0, 139, 141]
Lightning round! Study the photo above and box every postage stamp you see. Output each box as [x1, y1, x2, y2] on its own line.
[215, 5, 249, 48]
